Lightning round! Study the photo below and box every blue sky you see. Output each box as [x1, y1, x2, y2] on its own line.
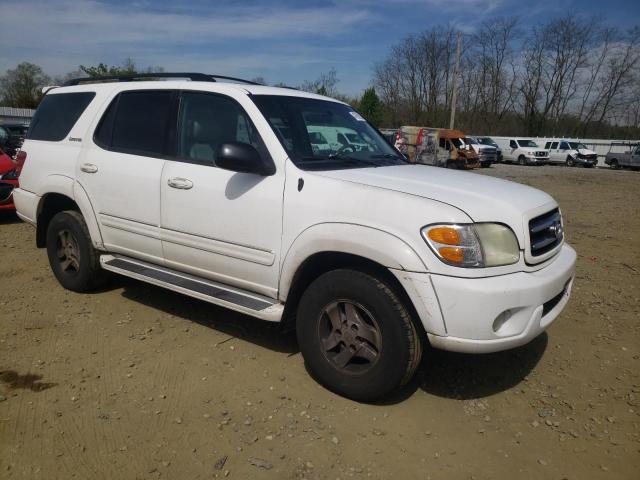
[1, 0, 639, 96]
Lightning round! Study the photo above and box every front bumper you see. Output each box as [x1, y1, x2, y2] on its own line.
[394, 244, 576, 354]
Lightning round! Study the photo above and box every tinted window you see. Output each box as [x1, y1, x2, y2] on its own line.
[559, 141, 569, 150]
[27, 92, 95, 141]
[550, 142, 558, 149]
[107, 90, 173, 156]
[177, 92, 266, 165]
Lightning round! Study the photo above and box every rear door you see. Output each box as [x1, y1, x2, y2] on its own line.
[78, 89, 175, 264]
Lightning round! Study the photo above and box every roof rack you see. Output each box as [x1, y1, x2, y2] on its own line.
[62, 72, 262, 86]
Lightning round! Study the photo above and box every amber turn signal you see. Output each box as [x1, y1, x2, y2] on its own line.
[438, 247, 465, 263]
[427, 227, 460, 245]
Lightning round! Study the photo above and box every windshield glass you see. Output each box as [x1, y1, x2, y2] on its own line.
[478, 137, 497, 147]
[518, 140, 538, 148]
[465, 137, 478, 144]
[451, 138, 464, 148]
[251, 95, 406, 170]
[569, 142, 587, 150]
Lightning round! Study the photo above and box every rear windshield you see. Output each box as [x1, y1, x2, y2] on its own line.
[28, 92, 95, 141]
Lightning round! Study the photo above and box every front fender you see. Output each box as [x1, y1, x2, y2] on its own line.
[278, 222, 427, 299]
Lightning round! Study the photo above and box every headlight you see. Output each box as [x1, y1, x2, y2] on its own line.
[421, 223, 520, 268]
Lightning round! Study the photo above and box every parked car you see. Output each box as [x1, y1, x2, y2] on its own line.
[475, 136, 503, 162]
[494, 138, 549, 165]
[0, 146, 19, 211]
[464, 137, 497, 168]
[544, 140, 598, 167]
[605, 142, 640, 169]
[14, 73, 576, 401]
[0, 124, 29, 159]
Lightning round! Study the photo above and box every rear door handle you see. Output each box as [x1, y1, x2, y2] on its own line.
[167, 177, 193, 190]
[80, 163, 98, 173]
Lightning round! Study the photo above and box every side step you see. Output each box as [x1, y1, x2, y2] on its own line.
[100, 255, 283, 322]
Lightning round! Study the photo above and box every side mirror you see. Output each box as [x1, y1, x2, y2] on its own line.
[215, 142, 275, 176]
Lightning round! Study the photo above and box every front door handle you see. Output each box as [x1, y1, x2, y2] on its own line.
[167, 177, 193, 190]
[80, 163, 98, 173]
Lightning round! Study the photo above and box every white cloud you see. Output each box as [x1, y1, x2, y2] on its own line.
[0, 0, 376, 75]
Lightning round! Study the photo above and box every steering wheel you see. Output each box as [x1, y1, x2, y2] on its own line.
[337, 145, 355, 155]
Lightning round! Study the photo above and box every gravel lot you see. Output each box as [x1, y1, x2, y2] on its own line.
[1, 164, 638, 479]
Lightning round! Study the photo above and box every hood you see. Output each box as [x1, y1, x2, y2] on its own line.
[577, 148, 596, 155]
[312, 164, 556, 239]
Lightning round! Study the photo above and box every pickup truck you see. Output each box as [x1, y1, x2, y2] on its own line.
[13, 72, 576, 401]
[605, 143, 640, 169]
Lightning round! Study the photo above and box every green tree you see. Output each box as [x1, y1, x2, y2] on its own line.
[0, 62, 51, 108]
[79, 58, 137, 77]
[358, 87, 384, 127]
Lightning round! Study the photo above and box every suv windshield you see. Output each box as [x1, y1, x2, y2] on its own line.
[569, 142, 587, 150]
[518, 140, 538, 148]
[251, 95, 406, 170]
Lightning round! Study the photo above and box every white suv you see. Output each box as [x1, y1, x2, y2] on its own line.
[14, 73, 576, 401]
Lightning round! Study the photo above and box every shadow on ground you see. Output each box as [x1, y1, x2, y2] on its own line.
[116, 276, 298, 355]
[0, 211, 20, 225]
[102, 275, 548, 403]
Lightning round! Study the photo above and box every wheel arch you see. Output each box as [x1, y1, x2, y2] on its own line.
[278, 223, 428, 329]
[35, 181, 102, 249]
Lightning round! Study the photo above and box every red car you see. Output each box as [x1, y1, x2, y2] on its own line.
[0, 146, 19, 211]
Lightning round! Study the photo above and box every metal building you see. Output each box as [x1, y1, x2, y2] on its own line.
[0, 107, 34, 125]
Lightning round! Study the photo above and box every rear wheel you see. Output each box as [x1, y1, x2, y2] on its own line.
[46, 210, 108, 292]
[296, 269, 422, 402]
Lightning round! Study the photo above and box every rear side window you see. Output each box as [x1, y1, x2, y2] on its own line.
[94, 90, 173, 157]
[27, 92, 95, 141]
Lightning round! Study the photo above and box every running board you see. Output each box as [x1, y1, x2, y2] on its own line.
[100, 255, 283, 322]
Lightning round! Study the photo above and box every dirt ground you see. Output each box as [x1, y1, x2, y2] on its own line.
[1, 164, 639, 480]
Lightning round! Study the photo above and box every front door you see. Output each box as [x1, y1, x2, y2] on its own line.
[78, 89, 174, 263]
[160, 91, 284, 298]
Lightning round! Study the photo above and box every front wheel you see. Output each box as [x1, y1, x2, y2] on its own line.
[518, 155, 526, 165]
[46, 210, 108, 292]
[609, 159, 619, 170]
[296, 269, 422, 402]
[566, 156, 575, 167]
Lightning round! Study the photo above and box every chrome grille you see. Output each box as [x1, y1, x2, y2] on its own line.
[529, 208, 563, 257]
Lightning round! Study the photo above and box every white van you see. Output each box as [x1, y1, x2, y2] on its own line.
[494, 138, 549, 165]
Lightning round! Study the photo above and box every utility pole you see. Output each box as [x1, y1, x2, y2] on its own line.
[449, 31, 462, 130]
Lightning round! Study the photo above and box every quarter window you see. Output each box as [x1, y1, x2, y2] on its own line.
[177, 92, 265, 165]
[28, 92, 95, 141]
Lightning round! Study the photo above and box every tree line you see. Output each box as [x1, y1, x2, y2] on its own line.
[373, 16, 640, 138]
[2, 14, 637, 140]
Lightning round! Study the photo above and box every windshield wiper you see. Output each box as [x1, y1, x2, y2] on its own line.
[301, 154, 381, 168]
[370, 153, 406, 162]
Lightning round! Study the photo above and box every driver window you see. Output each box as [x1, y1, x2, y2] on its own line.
[560, 142, 569, 150]
[177, 92, 263, 165]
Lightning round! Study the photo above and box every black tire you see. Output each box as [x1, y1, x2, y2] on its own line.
[518, 155, 526, 165]
[609, 159, 619, 170]
[296, 269, 422, 402]
[46, 210, 108, 292]
[566, 156, 575, 167]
